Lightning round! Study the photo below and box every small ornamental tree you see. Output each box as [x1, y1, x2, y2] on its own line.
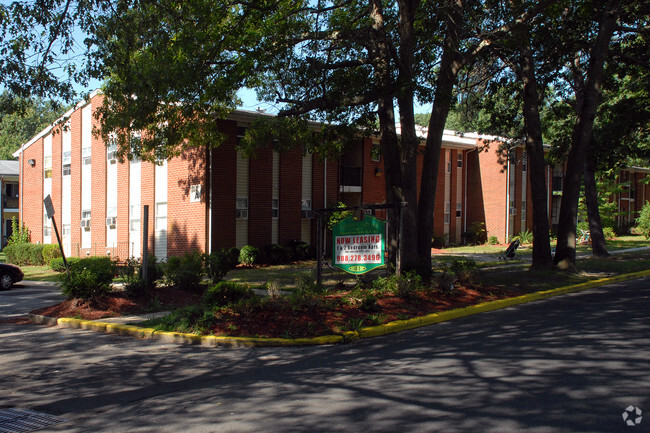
[636, 201, 650, 239]
[7, 217, 30, 245]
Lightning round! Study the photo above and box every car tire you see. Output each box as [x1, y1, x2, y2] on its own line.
[0, 273, 13, 290]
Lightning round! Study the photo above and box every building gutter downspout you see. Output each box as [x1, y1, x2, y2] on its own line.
[208, 148, 213, 255]
[505, 152, 511, 243]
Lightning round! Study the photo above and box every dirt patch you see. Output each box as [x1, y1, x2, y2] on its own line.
[27, 284, 521, 338]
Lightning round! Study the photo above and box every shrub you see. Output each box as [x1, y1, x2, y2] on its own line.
[513, 229, 533, 244]
[3, 244, 17, 264]
[287, 240, 314, 261]
[327, 202, 354, 230]
[239, 245, 260, 266]
[462, 222, 487, 245]
[260, 244, 289, 265]
[393, 271, 422, 299]
[164, 251, 204, 292]
[202, 281, 253, 308]
[636, 201, 650, 239]
[13, 243, 32, 266]
[155, 305, 213, 334]
[372, 271, 422, 299]
[449, 259, 478, 285]
[49, 256, 80, 272]
[59, 256, 116, 299]
[42, 244, 61, 264]
[205, 249, 231, 284]
[488, 235, 499, 245]
[225, 247, 240, 268]
[28, 244, 45, 266]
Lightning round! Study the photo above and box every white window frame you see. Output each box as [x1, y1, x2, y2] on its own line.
[272, 198, 279, 219]
[190, 184, 202, 203]
[236, 197, 249, 220]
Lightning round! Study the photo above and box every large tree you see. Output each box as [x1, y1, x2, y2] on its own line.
[91, 0, 554, 277]
[0, 0, 101, 109]
[0, 94, 68, 159]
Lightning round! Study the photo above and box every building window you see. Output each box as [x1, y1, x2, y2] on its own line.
[82, 147, 91, 165]
[456, 203, 462, 218]
[444, 202, 450, 224]
[371, 142, 380, 162]
[522, 152, 527, 172]
[272, 198, 279, 219]
[107, 139, 117, 164]
[43, 154, 52, 178]
[190, 184, 201, 202]
[62, 224, 71, 236]
[155, 203, 167, 230]
[81, 210, 91, 230]
[62, 151, 71, 175]
[236, 197, 248, 219]
[457, 153, 463, 168]
[301, 199, 312, 219]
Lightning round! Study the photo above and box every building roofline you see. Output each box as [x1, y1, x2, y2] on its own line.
[12, 89, 102, 158]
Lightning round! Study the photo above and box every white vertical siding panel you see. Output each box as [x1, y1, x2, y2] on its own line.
[81, 105, 92, 249]
[154, 161, 167, 259]
[129, 159, 141, 258]
[235, 150, 249, 248]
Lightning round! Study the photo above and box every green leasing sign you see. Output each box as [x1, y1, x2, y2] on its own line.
[332, 216, 386, 274]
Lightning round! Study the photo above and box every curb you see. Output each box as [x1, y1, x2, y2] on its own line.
[29, 269, 650, 347]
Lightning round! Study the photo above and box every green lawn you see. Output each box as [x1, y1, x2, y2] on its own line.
[2, 233, 648, 288]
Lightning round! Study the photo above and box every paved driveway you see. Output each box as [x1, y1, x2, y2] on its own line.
[0, 281, 63, 319]
[0, 277, 648, 432]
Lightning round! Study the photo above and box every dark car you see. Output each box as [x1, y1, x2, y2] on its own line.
[0, 263, 24, 290]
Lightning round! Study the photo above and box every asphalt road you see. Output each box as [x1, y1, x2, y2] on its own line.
[1, 277, 648, 433]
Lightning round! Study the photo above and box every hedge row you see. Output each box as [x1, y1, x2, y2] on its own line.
[3, 243, 62, 266]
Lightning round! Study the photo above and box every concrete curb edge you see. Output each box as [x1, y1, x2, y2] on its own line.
[29, 269, 650, 347]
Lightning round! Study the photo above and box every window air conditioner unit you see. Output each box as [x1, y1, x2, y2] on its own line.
[107, 151, 117, 164]
[106, 217, 117, 228]
[509, 207, 517, 216]
[80, 218, 91, 230]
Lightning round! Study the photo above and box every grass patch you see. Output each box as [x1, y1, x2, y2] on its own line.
[19, 265, 60, 282]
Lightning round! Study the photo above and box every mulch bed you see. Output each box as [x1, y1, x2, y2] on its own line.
[22, 283, 521, 339]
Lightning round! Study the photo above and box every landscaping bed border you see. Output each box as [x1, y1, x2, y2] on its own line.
[28, 269, 650, 347]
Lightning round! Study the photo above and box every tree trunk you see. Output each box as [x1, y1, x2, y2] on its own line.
[518, 34, 553, 270]
[554, 0, 620, 269]
[417, 0, 464, 281]
[395, 0, 420, 272]
[584, 147, 610, 257]
[377, 96, 403, 268]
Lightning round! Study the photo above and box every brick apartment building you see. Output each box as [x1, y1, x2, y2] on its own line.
[14, 90, 586, 260]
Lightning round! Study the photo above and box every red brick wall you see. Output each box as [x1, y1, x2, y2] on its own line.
[467, 141, 508, 243]
[167, 146, 208, 256]
[279, 146, 302, 245]
[22, 137, 44, 242]
[249, 147, 273, 246]
[362, 138, 385, 205]
[211, 119, 237, 250]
